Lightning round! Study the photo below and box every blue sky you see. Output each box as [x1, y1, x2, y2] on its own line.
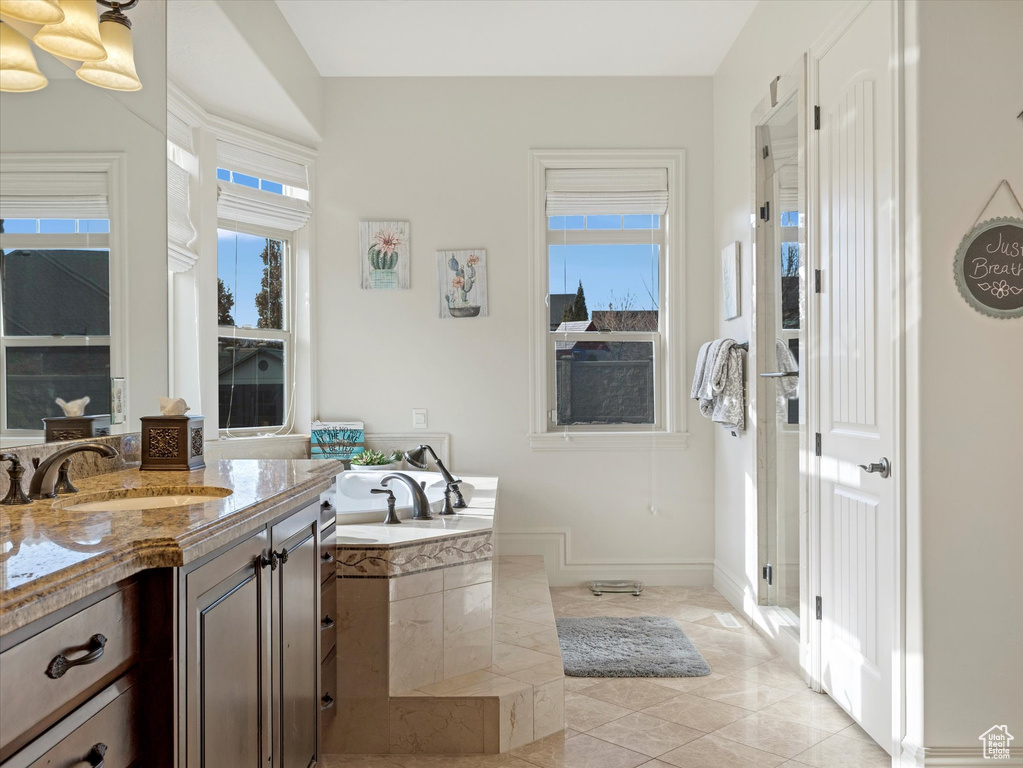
[547, 215, 660, 317]
[549, 244, 659, 315]
[218, 229, 270, 328]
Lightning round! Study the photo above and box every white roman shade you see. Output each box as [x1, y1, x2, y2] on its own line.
[167, 158, 197, 271]
[167, 111, 194, 154]
[0, 170, 108, 218]
[218, 180, 312, 232]
[216, 139, 308, 190]
[545, 167, 669, 216]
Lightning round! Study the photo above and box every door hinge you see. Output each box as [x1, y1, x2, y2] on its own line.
[814, 268, 822, 293]
[814, 105, 821, 130]
[762, 563, 774, 585]
[816, 596, 822, 620]
[815, 432, 822, 457]
[759, 201, 770, 221]
[762, 145, 769, 159]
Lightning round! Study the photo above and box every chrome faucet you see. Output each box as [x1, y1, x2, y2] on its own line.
[29, 443, 118, 499]
[380, 473, 433, 521]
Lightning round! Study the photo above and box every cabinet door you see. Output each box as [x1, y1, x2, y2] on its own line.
[184, 530, 271, 768]
[271, 504, 319, 768]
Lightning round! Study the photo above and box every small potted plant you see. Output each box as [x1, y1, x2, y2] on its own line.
[349, 449, 403, 471]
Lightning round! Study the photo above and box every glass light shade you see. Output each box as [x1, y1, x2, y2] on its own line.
[0, 0, 65, 24]
[32, 0, 105, 62]
[0, 21, 47, 92]
[77, 17, 140, 91]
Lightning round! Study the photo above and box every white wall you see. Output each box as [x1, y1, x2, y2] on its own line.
[711, 0, 850, 596]
[315, 77, 717, 584]
[0, 3, 168, 438]
[909, 0, 1023, 749]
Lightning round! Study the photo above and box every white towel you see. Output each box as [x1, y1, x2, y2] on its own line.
[775, 340, 799, 423]
[711, 342, 745, 432]
[692, 338, 745, 432]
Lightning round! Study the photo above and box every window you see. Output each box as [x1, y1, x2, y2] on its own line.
[1, 218, 112, 433]
[529, 151, 686, 449]
[217, 227, 289, 431]
[210, 131, 312, 436]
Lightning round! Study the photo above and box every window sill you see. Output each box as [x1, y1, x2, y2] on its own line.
[528, 431, 690, 452]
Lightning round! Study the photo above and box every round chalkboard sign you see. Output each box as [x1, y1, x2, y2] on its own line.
[954, 217, 1023, 319]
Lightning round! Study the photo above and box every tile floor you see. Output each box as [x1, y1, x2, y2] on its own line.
[324, 584, 891, 768]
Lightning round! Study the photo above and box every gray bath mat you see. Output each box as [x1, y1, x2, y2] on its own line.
[556, 616, 712, 678]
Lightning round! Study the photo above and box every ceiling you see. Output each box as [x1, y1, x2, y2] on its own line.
[275, 0, 759, 78]
[168, 0, 321, 144]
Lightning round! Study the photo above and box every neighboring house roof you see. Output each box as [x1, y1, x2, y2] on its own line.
[549, 293, 574, 329]
[591, 309, 659, 332]
[554, 321, 595, 334]
[554, 320, 608, 354]
[218, 346, 284, 385]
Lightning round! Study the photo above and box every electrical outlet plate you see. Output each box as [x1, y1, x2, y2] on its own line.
[412, 408, 428, 430]
[110, 377, 126, 424]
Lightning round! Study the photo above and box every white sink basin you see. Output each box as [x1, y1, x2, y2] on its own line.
[64, 489, 232, 512]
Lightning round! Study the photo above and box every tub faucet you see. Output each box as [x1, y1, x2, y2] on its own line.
[404, 444, 466, 508]
[29, 443, 118, 499]
[381, 473, 433, 521]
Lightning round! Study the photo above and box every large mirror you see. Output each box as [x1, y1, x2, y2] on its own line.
[751, 62, 807, 658]
[0, 0, 168, 448]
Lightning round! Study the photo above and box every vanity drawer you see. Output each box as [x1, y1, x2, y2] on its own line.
[0, 583, 139, 759]
[320, 646, 337, 730]
[4, 674, 138, 768]
[320, 574, 337, 663]
[320, 523, 336, 584]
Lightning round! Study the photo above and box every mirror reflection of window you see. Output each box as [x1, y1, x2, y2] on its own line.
[1, 218, 112, 431]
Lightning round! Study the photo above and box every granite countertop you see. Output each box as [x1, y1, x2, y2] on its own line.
[0, 459, 343, 635]
[333, 474, 497, 548]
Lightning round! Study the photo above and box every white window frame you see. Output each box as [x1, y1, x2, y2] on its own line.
[0, 153, 127, 443]
[215, 220, 294, 437]
[528, 149, 688, 451]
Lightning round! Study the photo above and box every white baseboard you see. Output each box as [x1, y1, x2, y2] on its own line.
[497, 528, 713, 587]
[902, 740, 1023, 767]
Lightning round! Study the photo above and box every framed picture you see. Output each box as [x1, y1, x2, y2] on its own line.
[437, 249, 488, 319]
[360, 220, 410, 290]
[722, 241, 740, 320]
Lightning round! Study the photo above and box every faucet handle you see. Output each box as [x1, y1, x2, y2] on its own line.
[371, 488, 401, 524]
[0, 453, 31, 506]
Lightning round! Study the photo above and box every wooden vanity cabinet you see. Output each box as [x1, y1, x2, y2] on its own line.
[182, 500, 322, 768]
[270, 502, 320, 768]
[183, 528, 272, 767]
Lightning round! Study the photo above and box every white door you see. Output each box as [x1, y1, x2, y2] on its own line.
[816, 0, 894, 753]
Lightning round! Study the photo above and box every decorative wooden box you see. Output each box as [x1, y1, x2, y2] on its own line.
[43, 414, 111, 443]
[140, 415, 206, 471]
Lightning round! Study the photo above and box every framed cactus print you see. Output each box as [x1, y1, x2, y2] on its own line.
[360, 220, 410, 290]
[437, 249, 488, 319]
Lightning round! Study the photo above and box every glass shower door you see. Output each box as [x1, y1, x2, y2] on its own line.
[757, 95, 804, 634]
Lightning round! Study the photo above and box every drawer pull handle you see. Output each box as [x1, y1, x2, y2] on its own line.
[277, 548, 289, 566]
[259, 552, 279, 571]
[85, 743, 107, 767]
[320, 693, 334, 711]
[321, 551, 334, 564]
[46, 634, 108, 679]
[321, 614, 335, 630]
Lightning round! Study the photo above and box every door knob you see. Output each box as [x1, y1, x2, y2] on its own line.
[858, 457, 891, 478]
